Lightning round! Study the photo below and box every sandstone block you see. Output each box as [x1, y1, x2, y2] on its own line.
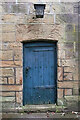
[65, 31, 78, 42]
[27, 14, 56, 24]
[1, 50, 13, 60]
[14, 61, 22, 67]
[2, 32, 15, 42]
[14, 49, 22, 61]
[8, 77, 14, 84]
[57, 43, 65, 50]
[0, 96, 15, 102]
[0, 77, 7, 84]
[58, 89, 63, 98]
[65, 24, 78, 33]
[16, 24, 64, 42]
[2, 14, 17, 23]
[58, 81, 73, 88]
[73, 67, 78, 80]
[64, 73, 73, 80]
[64, 67, 74, 73]
[0, 68, 14, 77]
[16, 68, 22, 84]
[0, 92, 15, 97]
[73, 88, 79, 95]
[0, 4, 2, 13]
[64, 89, 72, 96]
[62, 59, 76, 67]
[2, 24, 15, 32]
[65, 48, 74, 59]
[58, 81, 78, 88]
[58, 67, 63, 81]
[64, 95, 79, 102]
[16, 92, 22, 103]
[57, 59, 62, 67]
[56, 14, 78, 24]
[1, 85, 22, 91]
[1, 42, 22, 51]
[58, 50, 65, 59]
[1, 61, 22, 67]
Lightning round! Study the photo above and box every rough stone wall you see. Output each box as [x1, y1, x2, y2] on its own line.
[0, 1, 79, 109]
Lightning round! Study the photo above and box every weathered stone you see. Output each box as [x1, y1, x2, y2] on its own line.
[14, 61, 22, 67]
[73, 66, 78, 80]
[14, 49, 22, 61]
[0, 77, 7, 84]
[1, 61, 22, 67]
[58, 67, 63, 81]
[2, 24, 15, 32]
[64, 67, 74, 73]
[2, 14, 17, 23]
[2, 32, 15, 42]
[73, 88, 79, 95]
[16, 24, 65, 42]
[2, 102, 16, 108]
[1, 85, 22, 91]
[0, 25, 2, 33]
[57, 43, 65, 50]
[0, 92, 15, 97]
[64, 42, 74, 49]
[0, 68, 14, 77]
[2, 3, 33, 14]
[1, 50, 13, 60]
[58, 89, 63, 98]
[58, 81, 78, 88]
[64, 95, 79, 102]
[73, 3, 78, 13]
[8, 77, 14, 84]
[64, 73, 73, 80]
[0, 4, 2, 13]
[64, 89, 72, 96]
[56, 14, 78, 24]
[57, 59, 62, 67]
[65, 31, 78, 42]
[1, 42, 22, 51]
[65, 24, 78, 33]
[16, 68, 22, 84]
[0, 96, 15, 102]
[58, 50, 65, 59]
[27, 14, 56, 24]
[62, 59, 76, 67]
[16, 92, 22, 103]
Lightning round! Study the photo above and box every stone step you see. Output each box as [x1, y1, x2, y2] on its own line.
[1, 104, 67, 113]
[64, 95, 80, 102]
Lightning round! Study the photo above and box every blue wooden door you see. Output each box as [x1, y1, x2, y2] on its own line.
[23, 42, 57, 105]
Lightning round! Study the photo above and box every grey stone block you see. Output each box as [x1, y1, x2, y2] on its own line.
[57, 14, 78, 24]
[2, 3, 33, 14]
[0, 97, 15, 102]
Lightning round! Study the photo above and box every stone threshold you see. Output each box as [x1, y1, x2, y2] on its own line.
[2, 104, 67, 113]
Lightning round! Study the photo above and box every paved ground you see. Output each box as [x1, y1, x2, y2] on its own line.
[1, 112, 80, 120]
[1, 104, 80, 120]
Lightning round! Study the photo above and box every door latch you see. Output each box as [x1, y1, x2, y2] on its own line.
[25, 67, 30, 77]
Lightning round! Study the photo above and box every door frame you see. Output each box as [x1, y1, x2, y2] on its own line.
[22, 40, 57, 105]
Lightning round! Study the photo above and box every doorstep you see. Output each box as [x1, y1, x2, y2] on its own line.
[2, 104, 67, 113]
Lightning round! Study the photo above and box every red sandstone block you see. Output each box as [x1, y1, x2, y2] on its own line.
[64, 89, 72, 96]
[1, 85, 22, 91]
[58, 89, 63, 98]
[58, 67, 63, 81]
